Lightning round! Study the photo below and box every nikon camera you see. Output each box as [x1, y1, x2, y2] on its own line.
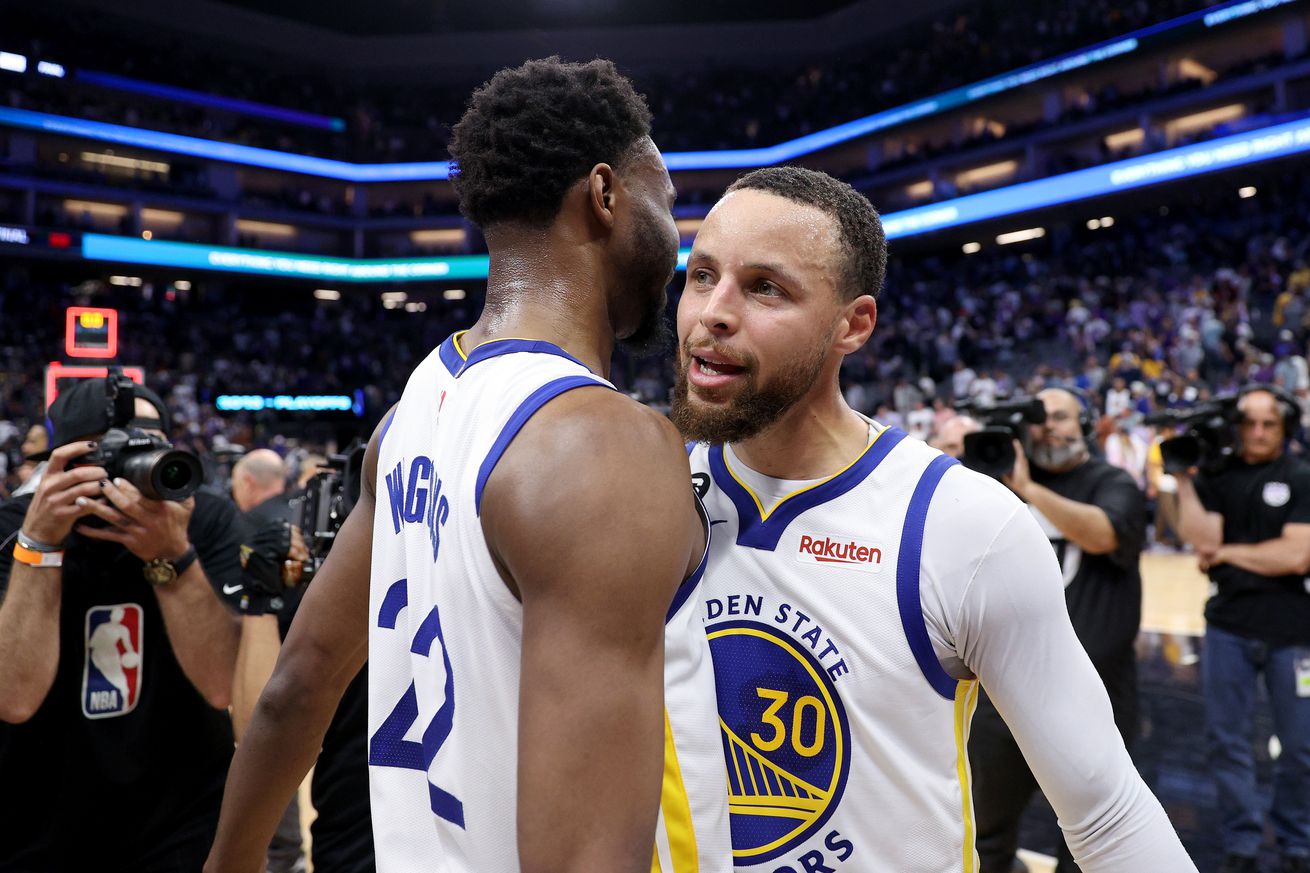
[73, 371, 203, 501]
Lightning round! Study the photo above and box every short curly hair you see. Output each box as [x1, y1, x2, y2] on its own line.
[726, 167, 887, 301]
[449, 57, 653, 229]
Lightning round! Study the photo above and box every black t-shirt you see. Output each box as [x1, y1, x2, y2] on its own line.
[231, 491, 374, 873]
[0, 491, 247, 872]
[309, 666, 374, 873]
[1195, 453, 1310, 646]
[1030, 458, 1146, 665]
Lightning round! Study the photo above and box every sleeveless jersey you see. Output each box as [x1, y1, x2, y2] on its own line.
[689, 424, 979, 873]
[369, 331, 731, 873]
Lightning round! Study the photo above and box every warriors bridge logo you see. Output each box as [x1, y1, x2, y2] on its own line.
[708, 619, 851, 863]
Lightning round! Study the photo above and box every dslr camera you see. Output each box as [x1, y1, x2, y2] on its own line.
[1144, 398, 1241, 474]
[75, 371, 203, 501]
[953, 396, 1047, 479]
[299, 442, 366, 584]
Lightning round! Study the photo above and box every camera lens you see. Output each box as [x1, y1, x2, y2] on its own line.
[122, 448, 203, 500]
[160, 458, 193, 492]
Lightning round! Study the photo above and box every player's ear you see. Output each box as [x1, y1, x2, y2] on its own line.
[834, 295, 876, 355]
[587, 163, 617, 231]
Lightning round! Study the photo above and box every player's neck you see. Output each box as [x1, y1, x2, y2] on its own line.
[730, 383, 870, 480]
[472, 241, 616, 378]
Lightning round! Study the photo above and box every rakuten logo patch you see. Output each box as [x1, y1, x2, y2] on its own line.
[796, 533, 883, 573]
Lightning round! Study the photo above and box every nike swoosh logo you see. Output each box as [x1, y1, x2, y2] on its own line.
[710, 519, 729, 527]
[222, 583, 244, 595]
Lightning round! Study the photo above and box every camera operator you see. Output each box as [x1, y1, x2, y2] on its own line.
[969, 387, 1146, 873]
[0, 377, 245, 871]
[1176, 386, 1310, 873]
[230, 448, 375, 873]
[228, 449, 308, 873]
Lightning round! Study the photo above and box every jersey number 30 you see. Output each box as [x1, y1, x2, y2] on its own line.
[369, 578, 466, 828]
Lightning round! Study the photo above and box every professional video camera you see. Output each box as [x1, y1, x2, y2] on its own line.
[75, 370, 203, 500]
[299, 441, 366, 584]
[953, 396, 1047, 478]
[1144, 397, 1241, 474]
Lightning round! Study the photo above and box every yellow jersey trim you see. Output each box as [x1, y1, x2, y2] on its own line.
[659, 708, 699, 873]
[722, 421, 890, 522]
[451, 329, 469, 360]
[954, 680, 980, 873]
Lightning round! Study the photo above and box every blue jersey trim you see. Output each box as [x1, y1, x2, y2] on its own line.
[437, 332, 466, 376]
[896, 454, 960, 701]
[458, 338, 592, 377]
[474, 375, 612, 515]
[667, 493, 711, 623]
[377, 409, 397, 451]
[707, 427, 908, 551]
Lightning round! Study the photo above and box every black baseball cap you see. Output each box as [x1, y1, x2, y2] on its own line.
[39, 378, 172, 459]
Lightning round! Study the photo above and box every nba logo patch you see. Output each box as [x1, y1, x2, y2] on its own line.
[82, 604, 143, 719]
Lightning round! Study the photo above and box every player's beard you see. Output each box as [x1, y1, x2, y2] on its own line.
[1030, 436, 1086, 472]
[671, 339, 829, 444]
[617, 209, 677, 358]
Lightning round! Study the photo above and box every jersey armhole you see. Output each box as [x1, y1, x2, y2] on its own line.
[896, 454, 961, 701]
[474, 375, 613, 515]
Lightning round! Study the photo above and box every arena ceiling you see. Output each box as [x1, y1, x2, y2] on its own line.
[215, 0, 861, 35]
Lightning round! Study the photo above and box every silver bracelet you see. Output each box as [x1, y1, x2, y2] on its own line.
[17, 530, 64, 553]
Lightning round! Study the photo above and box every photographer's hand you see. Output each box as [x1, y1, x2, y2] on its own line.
[21, 441, 108, 545]
[78, 480, 238, 709]
[0, 442, 107, 723]
[77, 479, 192, 561]
[1002, 439, 1033, 500]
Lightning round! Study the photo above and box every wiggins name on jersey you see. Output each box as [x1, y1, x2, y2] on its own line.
[369, 331, 731, 873]
[690, 423, 984, 873]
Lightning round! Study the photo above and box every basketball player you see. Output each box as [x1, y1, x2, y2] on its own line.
[205, 58, 730, 873]
[672, 166, 1196, 872]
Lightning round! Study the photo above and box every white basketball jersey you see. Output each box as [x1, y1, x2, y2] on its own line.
[690, 424, 979, 873]
[369, 331, 731, 873]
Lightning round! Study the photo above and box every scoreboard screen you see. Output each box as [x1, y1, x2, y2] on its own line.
[65, 306, 119, 359]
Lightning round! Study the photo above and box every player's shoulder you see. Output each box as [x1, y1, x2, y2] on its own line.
[926, 454, 1027, 543]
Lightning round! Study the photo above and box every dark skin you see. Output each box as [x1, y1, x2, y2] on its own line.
[205, 137, 704, 873]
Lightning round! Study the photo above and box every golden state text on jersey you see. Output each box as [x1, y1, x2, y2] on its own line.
[692, 425, 982, 873]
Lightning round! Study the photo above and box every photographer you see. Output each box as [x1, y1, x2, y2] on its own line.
[969, 387, 1146, 873]
[1176, 386, 1310, 873]
[231, 448, 374, 873]
[0, 377, 245, 871]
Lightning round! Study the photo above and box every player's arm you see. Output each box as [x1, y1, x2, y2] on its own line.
[0, 442, 106, 723]
[944, 486, 1197, 872]
[481, 389, 701, 873]
[204, 411, 389, 873]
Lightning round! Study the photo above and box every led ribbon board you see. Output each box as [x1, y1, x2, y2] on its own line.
[80, 113, 1310, 279]
[81, 234, 489, 281]
[0, 0, 1298, 179]
[214, 392, 365, 416]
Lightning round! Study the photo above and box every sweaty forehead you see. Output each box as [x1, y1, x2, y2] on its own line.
[699, 190, 841, 272]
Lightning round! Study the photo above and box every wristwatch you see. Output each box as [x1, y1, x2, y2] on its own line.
[143, 545, 198, 588]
